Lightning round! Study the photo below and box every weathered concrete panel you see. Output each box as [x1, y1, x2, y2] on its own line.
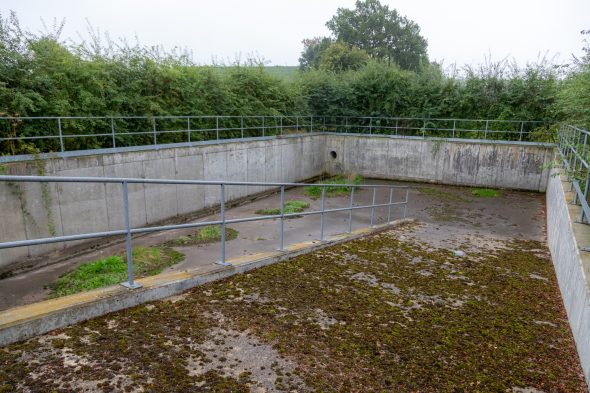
[280, 139, 301, 183]
[174, 153, 205, 216]
[245, 142, 267, 195]
[53, 166, 109, 237]
[0, 179, 29, 266]
[203, 147, 227, 207]
[103, 161, 147, 229]
[143, 157, 178, 223]
[226, 147, 249, 202]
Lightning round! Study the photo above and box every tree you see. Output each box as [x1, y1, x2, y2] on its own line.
[558, 30, 590, 128]
[319, 42, 369, 72]
[326, 0, 428, 70]
[298, 37, 332, 71]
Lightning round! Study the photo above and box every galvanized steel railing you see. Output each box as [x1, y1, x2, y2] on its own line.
[558, 124, 590, 244]
[0, 175, 409, 288]
[0, 115, 554, 156]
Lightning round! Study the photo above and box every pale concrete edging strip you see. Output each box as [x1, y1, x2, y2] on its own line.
[0, 219, 414, 347]
[546, 170, 590, 388]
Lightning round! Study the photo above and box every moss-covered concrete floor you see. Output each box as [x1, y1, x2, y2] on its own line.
[0, 186, 586, 392]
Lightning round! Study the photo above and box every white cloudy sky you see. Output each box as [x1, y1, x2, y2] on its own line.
[2, 0, 589, 67]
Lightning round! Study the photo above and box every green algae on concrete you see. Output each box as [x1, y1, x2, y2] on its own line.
[255, 200, 310, 215]
[304, 175, 362, 199]
[0, 225, 585, 392]
[472, 188, 501, 197]
[163, 225, 238, 247]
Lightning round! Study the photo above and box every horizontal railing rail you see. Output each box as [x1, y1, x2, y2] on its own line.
[0, 175, 409, 288]
[557, 124, 590, 249]
[0, 115, 555, 156]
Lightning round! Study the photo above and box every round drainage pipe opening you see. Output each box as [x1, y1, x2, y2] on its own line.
[330, 150, 338, 159]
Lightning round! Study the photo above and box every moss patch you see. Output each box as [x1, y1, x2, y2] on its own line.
[48, 246, 184, 298]
[472, 188, 501, 197]
[164, 225, 238, 247]
[1, 226, 584, 392]
[304, 175, 362, 199]
[255, 200, 310, 215]
[419, 186, 471, 202]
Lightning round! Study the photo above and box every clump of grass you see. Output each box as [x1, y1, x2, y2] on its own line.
[48, 246, 184, 298]
[165, 225, 238, 247]
[472, 188, 500, 197]
[255, 200, 310, 215]
[304, 174, 362, 199]
[418, 186, 470, 202]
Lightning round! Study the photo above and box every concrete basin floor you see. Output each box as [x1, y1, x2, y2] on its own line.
[0, 180, 545, 311]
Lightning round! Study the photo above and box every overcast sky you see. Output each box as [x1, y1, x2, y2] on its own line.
[2, 0, 589, 67]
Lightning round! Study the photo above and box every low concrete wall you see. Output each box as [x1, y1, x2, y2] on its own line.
[546, 171, 590, 385]
[0, 135, 326, 270]
[325, 134, 553, 192]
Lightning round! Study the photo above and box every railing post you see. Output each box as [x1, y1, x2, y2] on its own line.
[348, 186, 355, 233]
[519, 121, 524, 141]
[370, 186, 377, 226]
[280, 116, 283, 136]
[296, 116, 299, 133]
[240, 116, 244, 139]
[579, 171, 590, 223]
[452, 120, 456, 138]
[395, 118, 399, 136]
[217, 184, 230, 266]
[187, 117, 191, 143]
[152, 118, 157, 145]
[484, 120, 489, 140]
[422, 120, 426, 138]
[387, 187, 393, 223]
[320, 187, 326, 241]
[279, 185, 285, 250]
[310, 116, 313, 133]
[403, 188, 409, 218]
[369, 117, 373, 135]
[262, 116, 265, 137]
[121, 181, 141, 289]
[57, 118, 64, 152]
[345, 117, 349, 133]
[216, 116, 220, 140]
[111, 117, 116, 148]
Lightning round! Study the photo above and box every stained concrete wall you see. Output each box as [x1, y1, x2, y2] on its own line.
[325, 135, 553, 192]
[0, 135, 326, 270]
[546, 171, 590, 385]
[0, 133, 554, 271]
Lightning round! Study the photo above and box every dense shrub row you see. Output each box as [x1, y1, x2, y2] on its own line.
[0, 13, 587, 154]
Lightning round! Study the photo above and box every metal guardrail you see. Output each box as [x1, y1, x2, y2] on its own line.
[0, 115, 554, 155]
[558, 124, 590, 249]
[0, 175, 409, 288]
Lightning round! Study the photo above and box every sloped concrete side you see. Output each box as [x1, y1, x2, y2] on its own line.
[0, 135, 327, 270]
[547, 171, 590, 386]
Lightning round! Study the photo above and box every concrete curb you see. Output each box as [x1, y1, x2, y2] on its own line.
[0, 219, 414, 347]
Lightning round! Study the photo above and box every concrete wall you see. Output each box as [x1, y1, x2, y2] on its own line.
[546, 171, 590, 385]
[0, 135, 326, 270]
[0, 133, 554, 271]
[325, 135, 553, 192]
